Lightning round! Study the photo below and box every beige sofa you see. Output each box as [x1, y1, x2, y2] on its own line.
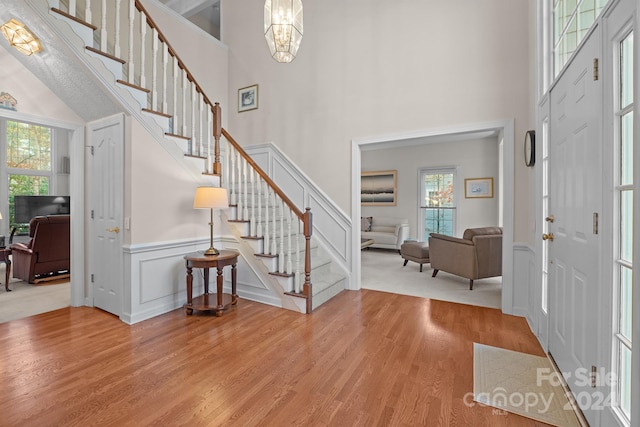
[361, 216, 410, 251]
[428, 226, 502, 290]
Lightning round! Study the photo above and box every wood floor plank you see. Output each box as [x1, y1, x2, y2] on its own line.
[0, 290, 556, 426]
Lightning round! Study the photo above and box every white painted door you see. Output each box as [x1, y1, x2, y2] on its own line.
[548, 29, 602, 425]
[88, 115, 124, 316]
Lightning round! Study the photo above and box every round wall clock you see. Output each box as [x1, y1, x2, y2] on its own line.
[524, 130, 535, 167]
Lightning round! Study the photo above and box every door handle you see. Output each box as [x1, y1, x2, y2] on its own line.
[542, 233, 554, 241]
[545, 215, 555, 223]
[107, 226, 120, 234]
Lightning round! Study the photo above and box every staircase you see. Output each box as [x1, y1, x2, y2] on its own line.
[30, 0, 346, 312]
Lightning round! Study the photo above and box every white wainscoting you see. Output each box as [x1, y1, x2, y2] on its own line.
[512, 244, 536, 325]
[121, 235, 291, 324]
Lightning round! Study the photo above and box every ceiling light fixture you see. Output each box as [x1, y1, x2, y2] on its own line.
[1, 18, 42, 56]
[264, 0, 303, 63]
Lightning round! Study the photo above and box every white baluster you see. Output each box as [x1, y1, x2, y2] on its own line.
[100, 0, 107, 52]
[263, 185, 270, 255]
[182, 70, 188, 137]
[278, 200, 285, 273]
[69, 0, 77, 17]
[139, 16, 146, 88]
[250, 168, 256, 236]
[295, 219, 301, 293]
[236, 153, 243, 220]
[84, 0, 91, 25]
[162, 43, 168, 114]
[242, 158, 249, 221]
[151, 29, 158, 111]
[199, 93, 205, 158]
[172, 57, 178, 131]
[256, 177, 263, 238]
[128, 0, 135, 84]
[229, 147, 236, 206]
[270, 192, 277, 256]
[206, 102, 212, 171]
[114, 0, 121, 57]
[190, 84, 196, 155]
[286, 208, 292, 275]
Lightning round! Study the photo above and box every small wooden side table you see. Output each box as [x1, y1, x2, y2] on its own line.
[184, 250, 239, 317]
[1, 248, 11, 292]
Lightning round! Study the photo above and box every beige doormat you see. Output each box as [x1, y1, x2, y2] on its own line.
[473, 343, 582, 427]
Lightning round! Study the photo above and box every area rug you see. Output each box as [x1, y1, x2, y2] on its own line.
[0, 277, 70, 323]
[473, 343, 582, 427]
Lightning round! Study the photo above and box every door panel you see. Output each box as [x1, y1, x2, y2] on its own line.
[88, 115, 124, 316]
[548, 27, 601, 426]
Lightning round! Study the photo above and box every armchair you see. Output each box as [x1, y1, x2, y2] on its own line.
[428, 226, 502, 290]
[10, 215, 70, 283]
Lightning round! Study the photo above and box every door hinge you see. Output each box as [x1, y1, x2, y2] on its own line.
[90, 146, 95, 156]
[91, 274, 94, 283]
[593, 212, 599, 235]
[591, 365, 597, 388]
[91, 210, 94, 219]
[593, 58, 599, 81]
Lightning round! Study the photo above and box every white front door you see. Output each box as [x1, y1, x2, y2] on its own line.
[548, 28, 602, 425]
[88, 115, 124, 316]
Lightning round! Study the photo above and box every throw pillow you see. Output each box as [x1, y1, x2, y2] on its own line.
[361, 216, 373, 232]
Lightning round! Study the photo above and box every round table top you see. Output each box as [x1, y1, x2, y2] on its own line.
[184, 249, 239, 262]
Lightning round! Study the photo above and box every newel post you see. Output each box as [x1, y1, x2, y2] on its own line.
[303, 207, 313, 313]
[212, 102, 222, 175]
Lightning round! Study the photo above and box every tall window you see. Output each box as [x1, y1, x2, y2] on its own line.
[553, 0, 609, 76]
[420, 169, 456, 239]
[4, 120, 53, 232]
[613, 31, 633, 423]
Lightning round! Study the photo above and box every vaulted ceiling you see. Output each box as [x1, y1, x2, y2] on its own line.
[158, 0, 220, 39]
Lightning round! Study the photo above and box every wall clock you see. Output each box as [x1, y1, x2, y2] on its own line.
[524, 130, 535, 167]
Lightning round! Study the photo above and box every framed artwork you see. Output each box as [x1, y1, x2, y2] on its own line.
[465, 177, 494, 198]
[361, 170, 397, 206]
[238, 84, 258, 112]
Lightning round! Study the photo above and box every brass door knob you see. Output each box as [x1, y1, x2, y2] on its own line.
[106, 226, 120, 234]
[542, 233, 554, 241]
[545, 215, 555, 223]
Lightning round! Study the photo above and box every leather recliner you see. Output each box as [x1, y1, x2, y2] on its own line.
[10, 215, 70, 283]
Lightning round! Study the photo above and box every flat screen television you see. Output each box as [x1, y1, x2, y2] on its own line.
[13, 195, 71, 224]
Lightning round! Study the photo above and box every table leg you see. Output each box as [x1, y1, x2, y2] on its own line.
[231, 262, 237, 304]
[185, 264, 193, 315]
[5, 259, 10, 292]
[215, 266, 224, 316]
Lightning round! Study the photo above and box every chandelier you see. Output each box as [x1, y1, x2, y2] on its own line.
[264, 0, 303, 63]
[0, 18, 42, 56]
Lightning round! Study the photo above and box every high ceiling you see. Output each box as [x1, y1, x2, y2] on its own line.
[158, 0, 220, 39]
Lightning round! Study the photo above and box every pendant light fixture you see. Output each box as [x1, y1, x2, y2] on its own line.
[264, 0, 303, 63]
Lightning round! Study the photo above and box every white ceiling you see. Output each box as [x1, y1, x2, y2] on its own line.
[158, 0, 220, 36]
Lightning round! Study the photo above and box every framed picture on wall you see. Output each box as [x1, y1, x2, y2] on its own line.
[238, 84, 258, 112]
[361, 170, 397, 206]
[464, 177, 494, 198]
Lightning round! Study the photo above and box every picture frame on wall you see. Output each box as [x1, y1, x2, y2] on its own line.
[361, 170, 397, 206]
[238, 84, 258, 112]
[464, 177, 494, 198]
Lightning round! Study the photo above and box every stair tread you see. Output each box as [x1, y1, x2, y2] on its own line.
[51, 7, 98, 31]
[165, 132, 191, 140]
[85, 46, 126, 64]
[142, 108, 172, 118]
[117, 79, 151, 93]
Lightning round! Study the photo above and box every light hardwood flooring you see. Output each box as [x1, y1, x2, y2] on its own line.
[0, 289, 552, 426]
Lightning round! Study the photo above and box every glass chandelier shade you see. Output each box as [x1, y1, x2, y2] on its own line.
[264, 0, 303, 63]
[1, 18, 42, 56]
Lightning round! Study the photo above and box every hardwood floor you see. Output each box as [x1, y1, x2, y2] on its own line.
[0, 290, 553, 426]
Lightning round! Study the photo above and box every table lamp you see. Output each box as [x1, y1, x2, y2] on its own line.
[193, 186, 229, 256]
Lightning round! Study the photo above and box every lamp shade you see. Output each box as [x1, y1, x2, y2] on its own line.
[1, 18, 42, 56]
[0, 211, 2, 220]
[193, 187, 229, 209]
[264, 0, 303, 63]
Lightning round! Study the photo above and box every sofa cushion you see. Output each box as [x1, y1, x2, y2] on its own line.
[462, 226, 502, 241]
[361, 216, 373, 232]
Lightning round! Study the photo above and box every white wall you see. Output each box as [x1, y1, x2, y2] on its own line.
[223, 0, 533, 243]
[361, 137, 500, 239]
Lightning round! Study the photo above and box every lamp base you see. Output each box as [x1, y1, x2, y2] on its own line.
[203, 247, 220, 256]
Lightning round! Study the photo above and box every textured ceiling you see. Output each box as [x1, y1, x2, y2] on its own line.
[0, 0, 122, 122]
